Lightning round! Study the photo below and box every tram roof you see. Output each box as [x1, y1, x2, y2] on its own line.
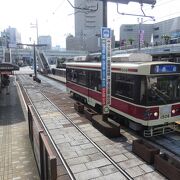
[66, 61, 180, 75]
[66, 60, 178, 67]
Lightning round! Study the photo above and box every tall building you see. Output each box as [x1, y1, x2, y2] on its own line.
[120, 16, 180, 48]
[67, 0, 104, 52]
[67, 0, 115, 52]
[1, 27, 21, 48]
[38, 36, 52, 49]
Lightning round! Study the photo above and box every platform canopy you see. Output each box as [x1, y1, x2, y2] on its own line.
[0, 63, 19, 74]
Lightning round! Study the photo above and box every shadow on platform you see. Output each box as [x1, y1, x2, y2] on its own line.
[0, 77, 25, 125]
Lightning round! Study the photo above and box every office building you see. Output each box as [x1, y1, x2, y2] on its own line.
[120, 16, 180, 48]
[38, 36, 52, 49]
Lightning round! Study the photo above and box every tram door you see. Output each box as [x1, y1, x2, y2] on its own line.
[87, 71, 100, 107]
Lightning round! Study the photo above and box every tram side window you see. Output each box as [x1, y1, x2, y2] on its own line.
[89, 71, 101, 91]
[67, 69, 72, 81]
[112, 74, 135, 101]
[140, 76, 147, 104]
[70, 69, 77, 82]
[78, 70, 87, 86]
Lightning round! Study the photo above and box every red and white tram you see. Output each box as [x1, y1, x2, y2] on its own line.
[66, 54, 180, 137]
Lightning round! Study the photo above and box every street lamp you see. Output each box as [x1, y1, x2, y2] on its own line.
[137, 18, 143, 51]
[30, 19, 39, 44]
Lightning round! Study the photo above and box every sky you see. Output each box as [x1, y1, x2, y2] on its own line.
[0, 0, 180, 48]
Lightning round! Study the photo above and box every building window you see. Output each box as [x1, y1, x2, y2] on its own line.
[124, 28, 133, 32]
[154, 27, 159, 31]
[154, 35, 159, 39]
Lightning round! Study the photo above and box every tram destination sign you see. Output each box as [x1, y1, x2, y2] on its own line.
[101, 27, 111, 114]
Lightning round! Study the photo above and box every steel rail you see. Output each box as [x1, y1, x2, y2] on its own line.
[25, 90, 76, 180]
[41, 91, 134, 180]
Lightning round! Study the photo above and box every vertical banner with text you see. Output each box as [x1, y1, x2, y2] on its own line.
[101, 27, 111, 114]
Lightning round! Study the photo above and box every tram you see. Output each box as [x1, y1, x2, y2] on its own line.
[66, 53, 180, 137]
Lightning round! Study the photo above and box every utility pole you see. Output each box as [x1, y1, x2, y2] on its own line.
[17, 43, 46, 81]
[103, 0, 107, 27]
[138, 18, 143, 51]
[30, 19, 39, 44]
[33, 42, 37, 78]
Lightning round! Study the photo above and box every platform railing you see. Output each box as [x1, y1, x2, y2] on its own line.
[27, 105, 57, 180]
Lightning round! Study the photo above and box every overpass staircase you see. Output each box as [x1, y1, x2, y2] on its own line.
[36, 49, 51, 74]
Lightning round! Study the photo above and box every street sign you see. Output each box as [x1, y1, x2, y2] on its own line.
[101, 27, 111, 39]
[101, 27, 111, 114]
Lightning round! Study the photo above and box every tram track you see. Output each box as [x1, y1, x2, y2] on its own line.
[40, 90, 134, 180]
[26, 92, 76, 180]
[17, 75, 134, 179]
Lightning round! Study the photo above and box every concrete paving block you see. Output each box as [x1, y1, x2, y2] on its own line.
[112, 154, 128, 162]
[66, 156, 91, 166]
[139, 164, 154, 173]
[63, 150, 78, 159]
[134, 171, 166, 180]
[76, 147, 99, 156]
[80, 143, 94, 150]
[75, 169, 102, 180]
[125, 166, 145, 178]
[70, 164, 87, 173]
[99, 164, 119, 175]
[85, 158, 111, 169]
[95, 172, 127, 180]
[119, 158, 144, 169]
[88, 152, 105, 161]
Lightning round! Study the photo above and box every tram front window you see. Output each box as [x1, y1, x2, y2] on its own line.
[146, 75, 180, 105]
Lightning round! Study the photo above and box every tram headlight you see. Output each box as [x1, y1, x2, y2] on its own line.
[172, 109, 176, 114]
[154, 112, 158, 117]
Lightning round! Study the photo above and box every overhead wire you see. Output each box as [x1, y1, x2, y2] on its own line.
[52, 0, 66, 15]
[131, 0, 178, 16]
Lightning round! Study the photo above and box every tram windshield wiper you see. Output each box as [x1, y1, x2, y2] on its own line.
[151, 86, 169, 104]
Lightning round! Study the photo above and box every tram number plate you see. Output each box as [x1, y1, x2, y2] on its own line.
[160, 114, 170, 119]
[160, 106, 171, 119]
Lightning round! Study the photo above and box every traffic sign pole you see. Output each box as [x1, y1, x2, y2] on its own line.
[101, 27, 112, 120]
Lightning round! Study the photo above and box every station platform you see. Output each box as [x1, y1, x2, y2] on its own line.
[0, 76, 39, 180]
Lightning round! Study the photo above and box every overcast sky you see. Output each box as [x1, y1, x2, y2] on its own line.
[0, 0, 180, 48]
